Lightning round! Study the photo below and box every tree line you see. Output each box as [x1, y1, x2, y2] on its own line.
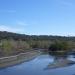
[0, 31, 75, 57]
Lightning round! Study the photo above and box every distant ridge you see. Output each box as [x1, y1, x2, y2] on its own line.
[0, 31, 75, 41]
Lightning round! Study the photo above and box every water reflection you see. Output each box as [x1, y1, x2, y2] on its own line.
[45, 51, 75, 70]
[0, 52, 75, 75]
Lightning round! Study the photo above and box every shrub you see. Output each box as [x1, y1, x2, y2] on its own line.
[49, 41, 70, 52]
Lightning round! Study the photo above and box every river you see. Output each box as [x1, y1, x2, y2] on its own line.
[0, 53, 75, 75]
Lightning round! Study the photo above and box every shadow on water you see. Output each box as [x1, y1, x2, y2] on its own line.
[44, 51, 75, 70]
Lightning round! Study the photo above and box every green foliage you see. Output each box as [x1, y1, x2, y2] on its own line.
[49, 41, 70, 51]
[0, 40, 31, 56]
[1, 40, 13, 56]
[16, 40, 30, 51]
[0, 31, 75, 57]
[28, 40, 51, 49]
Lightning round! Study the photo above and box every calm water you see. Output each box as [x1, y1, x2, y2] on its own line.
[0, 53, 75, 75]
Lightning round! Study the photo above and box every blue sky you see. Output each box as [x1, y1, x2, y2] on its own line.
[0, 0, 75, 36]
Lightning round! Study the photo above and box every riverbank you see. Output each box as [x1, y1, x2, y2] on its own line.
[0, 50, 41, 69]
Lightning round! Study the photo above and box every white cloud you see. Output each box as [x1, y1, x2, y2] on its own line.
[0, 20, 34, 34]
[0, 25, 25, 33]
[17, 21, 28, 26]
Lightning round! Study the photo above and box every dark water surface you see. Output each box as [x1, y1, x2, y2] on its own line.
[0, 54, 75, 75]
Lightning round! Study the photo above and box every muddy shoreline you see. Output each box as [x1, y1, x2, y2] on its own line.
[0, 50, 41, 69]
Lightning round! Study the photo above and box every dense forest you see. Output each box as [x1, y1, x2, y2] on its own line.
[0, 31, 75, 57]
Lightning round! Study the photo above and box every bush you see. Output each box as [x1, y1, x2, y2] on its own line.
[49, 41, 70, 52]
[0, 40, 31, 56]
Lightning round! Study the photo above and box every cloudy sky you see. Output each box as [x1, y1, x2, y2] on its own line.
[0, 0, 75, 36]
